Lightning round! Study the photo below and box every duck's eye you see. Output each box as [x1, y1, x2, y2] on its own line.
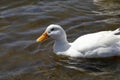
[51, 28, 55, 31]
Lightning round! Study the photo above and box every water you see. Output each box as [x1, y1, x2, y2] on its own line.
[0, 0, 120, 80]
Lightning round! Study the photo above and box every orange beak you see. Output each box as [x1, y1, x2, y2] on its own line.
[36, 32, 49, 42]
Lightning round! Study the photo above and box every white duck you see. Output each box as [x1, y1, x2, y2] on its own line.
[36, 24, 120, 58]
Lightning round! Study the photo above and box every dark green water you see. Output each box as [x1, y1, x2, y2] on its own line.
[0, 0, 120, 80]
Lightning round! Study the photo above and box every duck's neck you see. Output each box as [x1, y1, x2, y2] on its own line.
[53, 37, 70, 53]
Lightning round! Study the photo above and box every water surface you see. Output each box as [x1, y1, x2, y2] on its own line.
[0, 0, 120, 80]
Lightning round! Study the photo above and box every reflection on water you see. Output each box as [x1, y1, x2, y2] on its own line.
[93, 0, 120, 16]
[0, 0, 120, 80]
[93, 0, 120, 24]
[94, 0, 120, 10]
[55, 56, 120, 73]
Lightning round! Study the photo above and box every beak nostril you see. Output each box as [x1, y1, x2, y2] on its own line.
[48, 31, 50, 33]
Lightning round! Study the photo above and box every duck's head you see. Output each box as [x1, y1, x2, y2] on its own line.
[36, 24, 66, 42]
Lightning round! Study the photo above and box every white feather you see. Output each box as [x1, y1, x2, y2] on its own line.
[43, 24, 120, 58]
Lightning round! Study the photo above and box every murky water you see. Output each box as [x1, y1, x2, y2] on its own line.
[0, 0, 120, 80]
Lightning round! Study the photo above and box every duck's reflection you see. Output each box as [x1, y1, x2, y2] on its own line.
[54, 55, 120, 75]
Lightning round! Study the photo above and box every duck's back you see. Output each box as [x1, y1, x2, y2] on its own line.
[71, 29, 120, 57]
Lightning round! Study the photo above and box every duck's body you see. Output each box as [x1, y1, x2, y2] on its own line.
[37, 24, 120, 58]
